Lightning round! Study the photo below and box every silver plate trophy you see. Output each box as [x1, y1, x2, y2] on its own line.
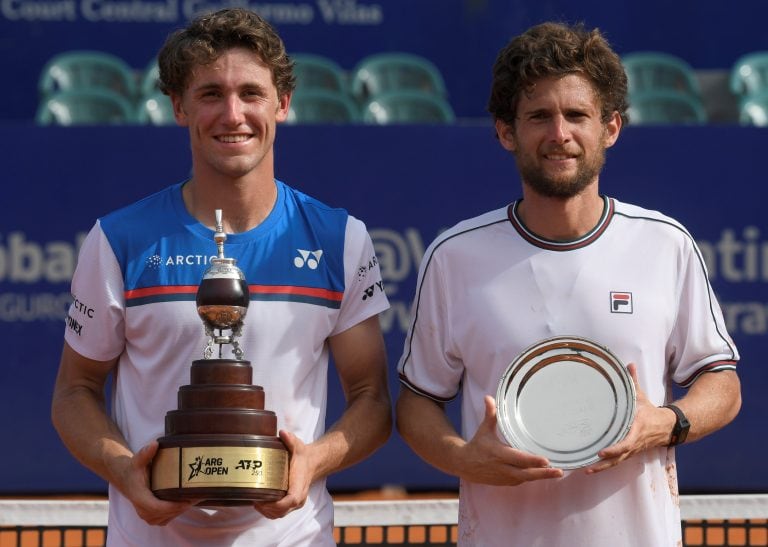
[495, 336, 636, 469]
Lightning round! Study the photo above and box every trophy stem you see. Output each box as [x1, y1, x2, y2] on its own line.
[214, 209, 226, 260]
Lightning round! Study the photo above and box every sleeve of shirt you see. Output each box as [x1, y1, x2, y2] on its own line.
[397, 241, 463, 402]
[63, 220, 126, 362]
[667, 235, 739, 388]
[332, 215, 390, 336]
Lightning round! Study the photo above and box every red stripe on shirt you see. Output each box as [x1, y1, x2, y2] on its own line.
[125, 285, 198, 298]
[126, 285, 344, 302]
[250, 285, 344, 302]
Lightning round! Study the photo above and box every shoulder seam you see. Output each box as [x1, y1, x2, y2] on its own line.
[400, 216, 509, 378]
[614, 211, 738, 361]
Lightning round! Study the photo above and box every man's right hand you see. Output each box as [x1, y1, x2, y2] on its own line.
[123, 441, 196, 526]
[456, 395, 564, 486]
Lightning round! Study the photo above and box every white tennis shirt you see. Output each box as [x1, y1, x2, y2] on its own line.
[65, 180, 389, 546]
[398, 196, 738, 547]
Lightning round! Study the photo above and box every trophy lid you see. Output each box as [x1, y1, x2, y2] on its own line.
[201, 257, 246, 281]
[200, 209, 245, 281]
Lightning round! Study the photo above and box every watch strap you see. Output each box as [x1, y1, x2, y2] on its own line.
[663, 403, 690, 446]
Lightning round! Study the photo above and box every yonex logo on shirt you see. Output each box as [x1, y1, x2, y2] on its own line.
[294, 249, 323, 269]
[362, 281, 385, 301]
[610, 292, 633, 314]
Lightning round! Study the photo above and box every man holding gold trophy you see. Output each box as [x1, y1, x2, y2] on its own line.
[51, 8, 391, 546]
[396, 22, 742, 546]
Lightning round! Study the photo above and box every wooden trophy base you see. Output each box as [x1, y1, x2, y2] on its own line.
[150, 359, 289, 506]
[152, 434, 288, 505]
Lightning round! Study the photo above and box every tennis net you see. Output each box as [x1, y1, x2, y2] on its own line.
[1, 494, 767, 546]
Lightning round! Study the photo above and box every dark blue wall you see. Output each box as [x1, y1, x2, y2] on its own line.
[1, 123, 766, 494]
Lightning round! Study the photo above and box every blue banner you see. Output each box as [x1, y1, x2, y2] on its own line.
[1, 124, 766, 494]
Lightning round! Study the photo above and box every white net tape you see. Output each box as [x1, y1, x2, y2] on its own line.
[2, 495, 767, 527]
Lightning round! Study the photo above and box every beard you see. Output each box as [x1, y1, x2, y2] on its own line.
[515, 146, 606, 199]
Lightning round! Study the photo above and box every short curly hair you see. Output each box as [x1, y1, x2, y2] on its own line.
[487, 22, 628, 127]
[157, 8, 296, 98]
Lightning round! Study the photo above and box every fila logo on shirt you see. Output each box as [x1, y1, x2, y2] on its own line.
[610, 291, 633, 314]
[294, 249, 323, 269]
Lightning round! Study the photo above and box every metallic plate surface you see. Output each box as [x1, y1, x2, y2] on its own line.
[152, 446, 289, 490]
[495, 336, 636, 469]
[151, 447, 181, 491]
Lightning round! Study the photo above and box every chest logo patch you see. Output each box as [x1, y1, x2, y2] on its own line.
[294, 249, 323, 270]
[610, 292, 633, 314]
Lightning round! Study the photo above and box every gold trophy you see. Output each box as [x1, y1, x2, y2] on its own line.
[150, 210, 289, 505]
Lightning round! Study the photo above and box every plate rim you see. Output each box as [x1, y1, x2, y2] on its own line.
[495, 335, 636, 469]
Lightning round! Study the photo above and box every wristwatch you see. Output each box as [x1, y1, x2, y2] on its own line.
[663, 404, 690, 446]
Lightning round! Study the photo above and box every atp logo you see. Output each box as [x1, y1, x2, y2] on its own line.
[294, 249, 323, 269]
[610, 292, 633, 314]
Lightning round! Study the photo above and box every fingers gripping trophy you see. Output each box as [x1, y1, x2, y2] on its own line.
[150, 210, 289, 505]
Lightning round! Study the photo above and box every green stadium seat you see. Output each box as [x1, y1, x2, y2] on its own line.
[140, 59, 162, 96]
[361, 90, 455, 125]
[38, 50, 138, 101]
[136, 91, 176, 126]
[35, 89, 137, 126]
[286, 89, 360, 124]
[627, 89, 707, 125]
[292, 53, 348, 94]
[730, 51, 768, 99]
[622, 52, 702, 101]
[738, 90, 768, 126]
[350, 53, 448, 104]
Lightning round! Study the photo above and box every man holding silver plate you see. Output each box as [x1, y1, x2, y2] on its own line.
[396, 22, 741, 547]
